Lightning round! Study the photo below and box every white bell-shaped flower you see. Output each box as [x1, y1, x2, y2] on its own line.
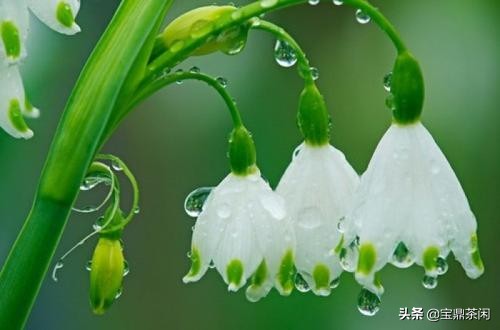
[183, 169, 296, 302]
[277, 142, 359, 296]
[0, 0, 29, 63]
[0, 63, 34, 139]
[343, 122, 484, 294]
[28, 0, 81, 35]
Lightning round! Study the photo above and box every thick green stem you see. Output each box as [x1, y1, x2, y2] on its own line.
[0, 0, 171, 327]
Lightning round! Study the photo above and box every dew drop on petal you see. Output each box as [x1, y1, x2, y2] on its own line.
[52, 260, 64, 282]
[383, 72, 392, 92]
[292, 145, 302, 159]
[184, 187, 213, 217]
[310, 66, 319, 80]
[330, 277, 340, 289]
[422, 275, 438, 289]
[123, 260, 130, 277]
[391, 242, 414, 268]
[297, 207, 322, 229]
[274, 39, 297, 68]
[216, 203, 231, 219]
[209, 260, 216, 269]
[355, 9, 371, 24]
[357, 289, 381, 316]
[340, 245, 358, 272]
[260, 194, 286, 220]
[436, 257, 448, 275]
[333, 0, 344, 5]
[337, 216, 345, 233]
[294, 273, 311, 292]
[308, 0, 320, 5]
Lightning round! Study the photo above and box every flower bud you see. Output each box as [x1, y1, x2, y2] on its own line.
[228, 126, 257, 176]
[154, 5, 249, 58]
[89, 237, 124, 315]
[390, 52, 424, 124]
[297, 83, 330, 146]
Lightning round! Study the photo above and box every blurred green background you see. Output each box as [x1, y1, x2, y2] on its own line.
[1, 0, 499, 329]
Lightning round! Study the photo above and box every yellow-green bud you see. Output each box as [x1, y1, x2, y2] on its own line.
[89, 237, 124, 315]
[155, 5, 249, 58]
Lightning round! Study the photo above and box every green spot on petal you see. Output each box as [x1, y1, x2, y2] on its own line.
[186, 247, 201, 277]
[334, 235, 344, 255]
[312, 264, 330, 290]
[227, 259, 243, 288]
[357, 243, 376, 275]
[277, 249, 295, 294]
[57, 2, 75, 28]
[423, 246, 440, 271]
[250, 260, 268, 287]
[1, 21, 21, 59]
[471, 233, 484, 270]
[8, 99, 29, 133]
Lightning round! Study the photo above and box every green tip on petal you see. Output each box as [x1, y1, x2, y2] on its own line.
[422, 246, 440, 272]
[277, 249, 295, 295]
[334, 235, 344, 255]
[357, 243, 377, 275]
[470, 233, 484, 271]
[57, 2, 75, 28]
[8, 99, 30, 133]
[246, 260, 269, 302]
[185, 247, 202, 278]
[312, 264, 330, 294]
[227, 259, 244, 291]
[1, 21, 21, 59]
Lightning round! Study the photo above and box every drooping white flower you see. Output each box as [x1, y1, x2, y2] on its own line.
[343, 122, 484, 294]
[183, 169, 296, 302]
[0, 63, 37, 139]
[276, 142, 359, 296]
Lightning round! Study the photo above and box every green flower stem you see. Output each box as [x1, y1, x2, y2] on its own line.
[251, 19, 314, 83]
[0, 1, 171, 327]
[104, 71, 243, 141]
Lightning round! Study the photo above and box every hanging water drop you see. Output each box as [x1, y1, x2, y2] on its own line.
[310, 66, 319, 80]
[274, 39, 297, 68]
[216, 76, 228, 88]
[337, 216, 345, 233]
[293, 145, 301, 159]
[436, 257, 448, 275]
[123, 260, 130, 277]
[115, 287, 123, 299]
[330, 277, 340, 289]
[52, 260, 64, 282]
[333, 0, 344, 5]
[111, 160, 123, 171]
[189, 66, 200, 73]
[176, 69, 184, 84]
[209, 260, 216, 269]
[340, 244, 358, 272]
[383, 72, 392, 92]
[93, 216, 105, 231]
[422, 275, 438, 289]
[355, 9, 371, 24]
[184, 187, 213, 217]
[308, 0, 320, 5]
[391, 242, 414, 268]
[357, 288, 381, 316]
[187, 251, 192, 258]
[133, 206, 140, 214]
[294, 273, 311, 292]
[85, 260, 92, 271]
[260, 0, 278, 9]
[385, 94, 395, 110]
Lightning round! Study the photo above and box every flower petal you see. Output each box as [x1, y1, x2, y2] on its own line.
[29, 0, 81, 35]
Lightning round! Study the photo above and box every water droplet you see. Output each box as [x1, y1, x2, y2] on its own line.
[260, 0, 278, 9]
[294, 273, 311, 292]
[123, 260, 130, 277]
[274, 39, 297, 68]
[385, 94, 395, 110]
[330, 277, 340, 289]
[333, 0, 344, 5]
[189, 66, 200, 73]
[310, 67, 319, 80]
[337, 216, 345, 233]
[175, 68, 184, 84]
[357, 289, 381, 316]
[93, 216, 105, 231]
[308, 0, 320, 5]
[115, 287, 123, 299]
[383, 72, 392, 92]
[297, 207, 322, 229]
[111, 160, 122, 171]
[216, 76, 228, 88]
[216, 203, 231, 219]
[431, 164, 441, 175]
[260, 194, 286, 220]
[85, 260, 92, 271]
[170, 39, 185, 53]
[231, 10, 243, 20]
[80, 177, 101, 191]
[133, 206, 140, 214]
[355, 9, 371, 24]
[340, 244, 358, 272]
[436, 257, 448, 275]
[52, 260, 64, 282]
[391, 242, 414, 268]
[187, 251, 192, 259]
[209, 260, 216, 269]
[190, 19, 213, 39]
[422, 275, 438, 289]
[184, 187, 213, 217]
[293, 145, 302, 158]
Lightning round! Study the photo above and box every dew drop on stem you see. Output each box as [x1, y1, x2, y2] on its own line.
[355, 9, 371, 24]
[274, 39, 297, 68]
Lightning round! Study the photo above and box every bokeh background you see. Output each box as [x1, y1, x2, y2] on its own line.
[1, 0, 499, 329]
